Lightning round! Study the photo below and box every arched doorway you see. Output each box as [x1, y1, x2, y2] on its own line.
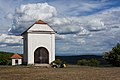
[34, 47, 49, 64]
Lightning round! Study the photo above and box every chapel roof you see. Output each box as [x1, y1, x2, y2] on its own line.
[11, 54, 22, 59]
[21, 20, 55, 35]
[34, 20, 47, 24]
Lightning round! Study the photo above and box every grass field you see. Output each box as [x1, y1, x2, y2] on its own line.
[0, 65, 120, 80]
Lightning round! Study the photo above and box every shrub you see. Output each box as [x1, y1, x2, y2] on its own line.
[77, 59, 89, 66]
[51, 59, 62, 65]
[77, 59, 99, 67]
[51, 59, 67, 68]
[88, 59, 100, 67]
[7, 60, 12, 65]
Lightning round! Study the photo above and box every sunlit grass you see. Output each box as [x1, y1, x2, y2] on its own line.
[0, 65, 120, 80]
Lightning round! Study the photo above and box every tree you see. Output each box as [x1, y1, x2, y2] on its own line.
[103, 43, 120, 66]
[0, 54, 9, 65]
[0, 52, 14, 65]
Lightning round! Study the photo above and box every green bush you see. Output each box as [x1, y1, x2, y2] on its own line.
[51, 59, 62, 65]
[7, 60, 12, 65]
[88, 59, 100, 67]
[77, 59, 99, 67]
[77, 59, 89, 66]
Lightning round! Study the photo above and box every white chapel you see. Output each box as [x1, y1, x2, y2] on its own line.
[21, 20, 55, 65]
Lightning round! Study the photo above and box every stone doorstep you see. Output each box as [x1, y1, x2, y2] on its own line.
[34, 64, 50, 67]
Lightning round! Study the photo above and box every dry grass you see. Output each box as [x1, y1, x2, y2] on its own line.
[0, 65, 120, 80]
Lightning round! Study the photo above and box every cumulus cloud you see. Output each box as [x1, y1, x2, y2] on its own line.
[8, 3, 57, 35]
[86, 19, 106, 31]
[55, 34, 65, 40]
[58, 45, 70, 51]
[8, 2, 119, 36]
[15, 3, 56, 21]
[55, 7, 120, 55]
[8, 2, 118, 36]
[0, 34, 22, 47]
[49, 17, 89, 35]
[75, 27, 90, 36]
[4, 1, 120, 55]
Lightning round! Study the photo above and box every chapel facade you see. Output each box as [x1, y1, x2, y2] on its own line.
[21, 20, 55, 65]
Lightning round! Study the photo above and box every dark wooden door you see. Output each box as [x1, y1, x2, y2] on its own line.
[34, 47, 49, 64]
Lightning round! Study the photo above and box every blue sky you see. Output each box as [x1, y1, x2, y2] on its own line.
[0, 0, 120, 55]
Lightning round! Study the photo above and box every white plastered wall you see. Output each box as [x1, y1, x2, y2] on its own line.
[27, 33, 55, 64]
[29, 24, 54, 31]
[11, 59, 22, 65]
[23, 24, 55, 65]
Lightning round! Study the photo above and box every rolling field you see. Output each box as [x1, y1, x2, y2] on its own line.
[0, 65, 120, 80]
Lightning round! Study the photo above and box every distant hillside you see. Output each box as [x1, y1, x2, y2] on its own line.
[0, 51, 14, 55]
[0, 51, 14, 59]
[56, 55, 109, 66]
[0, 51, 23, 57]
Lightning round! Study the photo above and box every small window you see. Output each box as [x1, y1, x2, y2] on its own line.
[15, 60, 18, 65]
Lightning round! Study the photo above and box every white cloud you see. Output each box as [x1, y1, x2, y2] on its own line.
[5, 13, 14, 20]
[86, 19, 106, 31]
[15, 3, 57, 21]
[90, 7, 120, 27]
[54, 7, 120, 55]
[76, 27, 90, 36]
[58, 45, 70, 51]
[3, 2, 120, 55]
[55, 34, 65, 40]
[76, 38, 86, 44]
[48, 17, 72, 26]
[50, 0, 110, 16]
[49, 17, 90, 35]
[0, 34, 22, 47]
[0, 44, 7, 47]
[8, 3, 57, 35]
[8, 3, 120, 36]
